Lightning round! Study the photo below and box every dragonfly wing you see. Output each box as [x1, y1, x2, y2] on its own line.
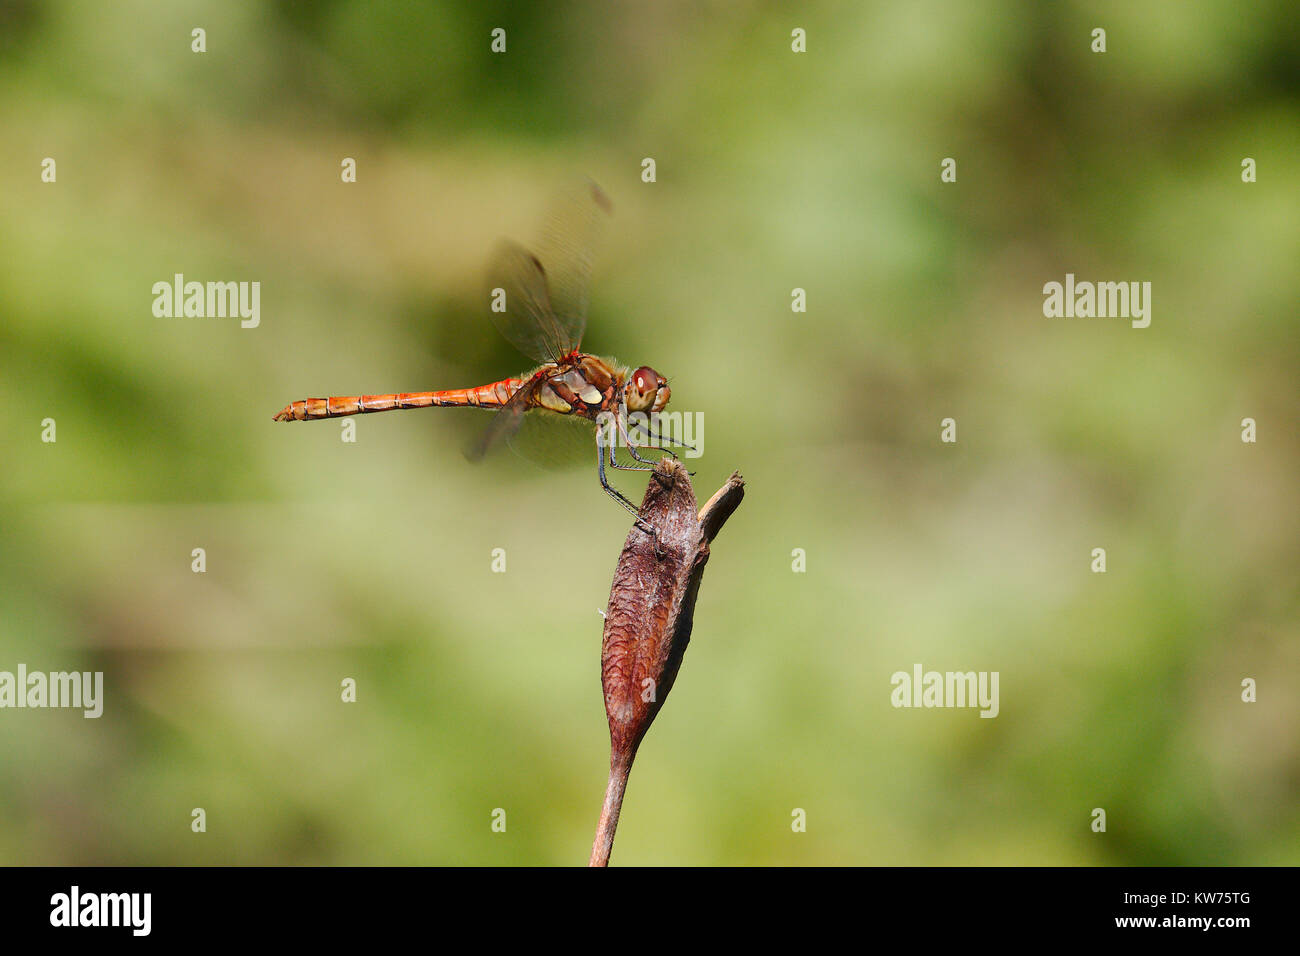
[465, 381, 534, 462]
[531, 180, 612, 356]
[483, 181, 612, 365]
[504, 407, 598, 472]
[484, 241, 572, 365]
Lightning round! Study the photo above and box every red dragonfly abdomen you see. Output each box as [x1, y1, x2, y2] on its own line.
[273, 378, 523, 421]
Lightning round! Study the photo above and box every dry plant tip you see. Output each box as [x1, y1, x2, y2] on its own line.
[589, 459, 745, 866]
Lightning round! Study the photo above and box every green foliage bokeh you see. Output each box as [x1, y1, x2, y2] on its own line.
[0, 0, 1296, 865]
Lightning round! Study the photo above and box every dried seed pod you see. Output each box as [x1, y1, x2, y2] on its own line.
[590, 459, 745, 866]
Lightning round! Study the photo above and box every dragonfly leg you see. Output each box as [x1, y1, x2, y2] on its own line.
[610, 458, 657, 473]
[622, 415, 696, 475]
[597, 439, 659, 544]
[626, 413, 696, 453]
[614, 451, 677, 490]
[625, 443, 664, 466]
[617, 412, 675, 468]
[607, 439, 656, 473]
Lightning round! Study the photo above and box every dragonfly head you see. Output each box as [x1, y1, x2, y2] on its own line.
[626, 366, 670, 414]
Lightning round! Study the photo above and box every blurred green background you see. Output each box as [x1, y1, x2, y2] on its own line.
[1, 0, 1297, 865]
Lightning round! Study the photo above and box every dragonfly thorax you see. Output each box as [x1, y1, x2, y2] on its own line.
[532, 354, 621, 418]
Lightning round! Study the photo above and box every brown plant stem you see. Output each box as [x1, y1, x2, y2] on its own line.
[589, 459, 745, 867]
[589, 750, 633, 867]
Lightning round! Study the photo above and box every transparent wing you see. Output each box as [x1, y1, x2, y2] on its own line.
[531, 179, 612, 354]
[464, 382, 535, 462]
[483, 180, 612, 364]
[484, 242, 572, 364]
[504, 408, 599, 472]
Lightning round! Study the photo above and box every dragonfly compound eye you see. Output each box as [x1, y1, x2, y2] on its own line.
[627, 366, 665, 413]
[652, 381, 670, 413]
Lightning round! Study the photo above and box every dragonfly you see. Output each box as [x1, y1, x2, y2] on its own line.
[273, 181, 689, 526]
